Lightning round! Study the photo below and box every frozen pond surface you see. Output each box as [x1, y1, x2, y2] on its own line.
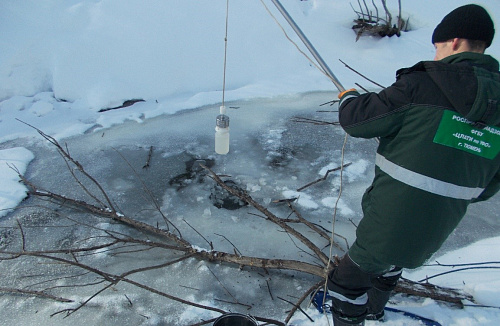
[1, 92, 499, 325]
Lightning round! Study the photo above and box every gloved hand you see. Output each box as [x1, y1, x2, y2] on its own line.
[338, 88, 357, 99]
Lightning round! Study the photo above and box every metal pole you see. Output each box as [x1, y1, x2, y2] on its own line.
[270, 0, 345, 92]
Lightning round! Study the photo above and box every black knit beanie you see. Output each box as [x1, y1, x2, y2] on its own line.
[432, 4, 495, 48]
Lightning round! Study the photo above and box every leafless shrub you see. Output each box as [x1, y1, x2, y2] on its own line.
[350, 0, 409, 41]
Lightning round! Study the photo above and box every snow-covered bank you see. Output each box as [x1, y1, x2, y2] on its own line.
[1, 0, 498, 136]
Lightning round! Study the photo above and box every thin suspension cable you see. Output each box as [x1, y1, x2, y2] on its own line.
[259, 0, 327, 81]
[265, 0, 346, 92]
[221, 0, 230, 107]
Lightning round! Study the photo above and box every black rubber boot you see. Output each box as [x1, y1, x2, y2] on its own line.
[366, 287, 391, 321]
[332, 312, 365, 326]
[366, 267, 401, 321]
[327, 255, 370, 326]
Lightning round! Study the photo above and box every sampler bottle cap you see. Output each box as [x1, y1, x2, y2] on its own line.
[216, 114, 230, 128]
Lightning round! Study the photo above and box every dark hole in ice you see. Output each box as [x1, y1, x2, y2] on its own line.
[209, 180, 248, 210]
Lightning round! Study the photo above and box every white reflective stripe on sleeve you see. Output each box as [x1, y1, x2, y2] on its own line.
[328, 290, 368, 306]
[375, 153, 484, 200]
[339, 94, 358, 106]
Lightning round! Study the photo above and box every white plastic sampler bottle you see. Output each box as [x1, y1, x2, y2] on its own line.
[215, 106, 230, 155]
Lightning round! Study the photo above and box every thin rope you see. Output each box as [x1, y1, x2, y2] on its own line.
[313, 131, 349, 323]
[221, 0, 230, 107]
[326, 132, 348, 273]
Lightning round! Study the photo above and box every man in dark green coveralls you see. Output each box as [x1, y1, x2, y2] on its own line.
[327, 4, 500, 325]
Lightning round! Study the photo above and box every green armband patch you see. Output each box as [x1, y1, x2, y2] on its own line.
[433, 110, 500, 159]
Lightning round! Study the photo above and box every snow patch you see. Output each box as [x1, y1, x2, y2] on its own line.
[0, 147, 34, 217]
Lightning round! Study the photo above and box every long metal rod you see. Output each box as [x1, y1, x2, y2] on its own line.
[270, 0, 345, 92]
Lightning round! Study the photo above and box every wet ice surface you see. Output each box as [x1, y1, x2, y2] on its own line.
[1, 92, 499, 325]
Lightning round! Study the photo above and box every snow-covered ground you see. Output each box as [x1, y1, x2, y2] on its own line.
[1, 1, 499, 325]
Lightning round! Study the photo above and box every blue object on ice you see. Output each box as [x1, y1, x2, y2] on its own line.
[310, 289, 332, 314]
[311, 289, 442, 325]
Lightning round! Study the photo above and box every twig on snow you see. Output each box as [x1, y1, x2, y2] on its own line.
[296, 162, 352, 192]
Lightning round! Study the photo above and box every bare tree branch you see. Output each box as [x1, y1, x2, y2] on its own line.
[15, 119, 117, 211]
[0, 287, 73, 303]
[339, 59, 385, 89]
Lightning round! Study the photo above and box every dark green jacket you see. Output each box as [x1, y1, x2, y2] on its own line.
[339, 52, 500, 268]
